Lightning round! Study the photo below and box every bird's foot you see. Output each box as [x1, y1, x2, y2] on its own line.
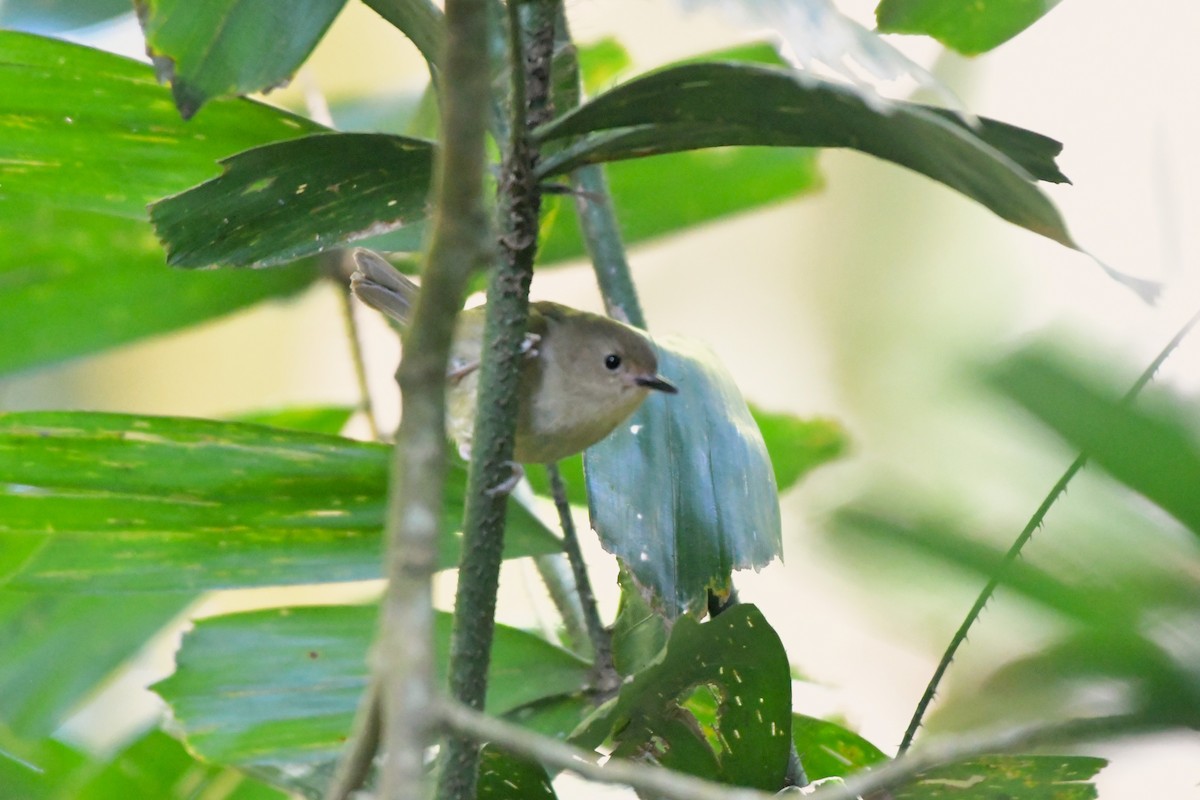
[484, 461, 525, 497]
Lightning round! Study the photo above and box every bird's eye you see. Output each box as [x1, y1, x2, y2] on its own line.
[604, 353, 622, 370]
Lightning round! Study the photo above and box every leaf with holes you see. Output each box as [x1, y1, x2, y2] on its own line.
[476, 746, 558, 800]
[573, 604, 792, 791]
[584, 337, 782, 618]
[150, 133, 434, 267]
[137, 0, 347, 119]
[877, 0, 1062, 56]
[0, 412, 559, 592]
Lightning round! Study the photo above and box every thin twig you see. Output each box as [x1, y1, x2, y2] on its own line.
[443, 699, 1131, 800]
[339, 284, 382, 441]
[322, 678, 380, 800]
[822, 715, 1137, 800]
[898, 307, 1200, 753]
[547, 462, 618, 691]
[532, 553, 591, 656]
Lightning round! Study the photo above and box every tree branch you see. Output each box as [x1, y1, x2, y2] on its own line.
[322, 0, 494, 796]
[434, 1, 554, 798]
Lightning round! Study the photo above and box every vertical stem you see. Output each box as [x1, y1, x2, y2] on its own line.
[339, 285, 382, 441]
[372, 0, 493, 797]
[897, 307, 1200, 754]
[434, 2, 554, 799]
[571, 164, 646, 329]
[547, 463, 617, 690]
[533, 552, 592, 655]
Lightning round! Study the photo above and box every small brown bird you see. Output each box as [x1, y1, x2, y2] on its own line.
[351, 249, 676, 464]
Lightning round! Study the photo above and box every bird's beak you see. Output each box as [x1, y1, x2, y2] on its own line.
[636, 374, 678, 394]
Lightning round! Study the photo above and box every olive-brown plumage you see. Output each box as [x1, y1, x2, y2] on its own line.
[351, 249, 676, 463]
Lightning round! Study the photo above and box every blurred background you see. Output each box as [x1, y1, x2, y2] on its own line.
[2, 0, 1198, 796]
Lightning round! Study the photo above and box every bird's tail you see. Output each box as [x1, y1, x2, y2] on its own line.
[350, 248, 419, 326]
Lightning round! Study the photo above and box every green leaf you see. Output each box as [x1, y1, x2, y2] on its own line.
[790, 714, 887, 781]
[988, 348, 1200, 538]
[0, 32, 327, 374]
[150, 133, 435, 267]
[536, 62, 1075, 249]
[477, 746, 557, 800]
[0, 591, 192, 737]
[750, 406, 847, 493]
[155, 605, 589, 779]
[0, 412, 560, 592]
[524, 456, 586, 506]
[895, 755, 1106, 800]
[584, 337, 782, 618]
[0, 0, 131, 33]
[231, 405, 356, 436]
[0, 734, 86, 800]
[574, 604, 792, 790]
[877, 0, 1062, 56]
[0, 31, 322, 220]
[577, 37, 632, 96]
[77, 729, 289, 800]
[0, 204, 319, 377]
[536, 147, 821, 266]
[137, 0, 347, 119]
[0, 728, 288, 800]
[502, 694, 593, 740]
[361, 0, 444, 74]
[611, 567, 668, 676]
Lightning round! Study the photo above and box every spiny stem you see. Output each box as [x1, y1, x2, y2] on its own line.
[899, 307, 1200, 753]
[433, 2, 554, 798]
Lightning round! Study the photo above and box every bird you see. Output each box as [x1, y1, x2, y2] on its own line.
[350, 248, 676, 464]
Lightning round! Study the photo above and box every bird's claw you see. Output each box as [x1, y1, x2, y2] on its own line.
[484, 461, 524, 497]
[520, 332, 541, 359]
